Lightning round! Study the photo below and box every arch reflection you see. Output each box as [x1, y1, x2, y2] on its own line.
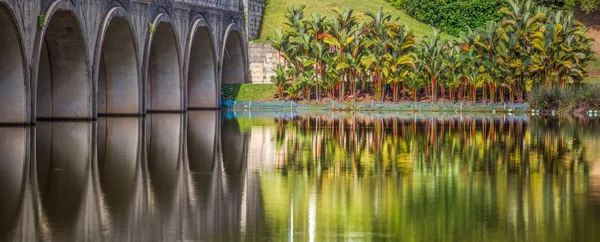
[35, 122, 98, 241]
[0, 127, 34, 241]
[184, 111, 220, 240]
[145, 114, 184, 240]
[96, 117, 143, 240]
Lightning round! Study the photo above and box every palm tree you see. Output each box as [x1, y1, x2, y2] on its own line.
[268, 29, 290, 64]
[271, 64, 289, 100]
[323, 6, 358, 100]
[306, 13, 329, 101]
[419, 28, 447, 102]
[364, 8, 394, 101]
[499, 0, 547, 102]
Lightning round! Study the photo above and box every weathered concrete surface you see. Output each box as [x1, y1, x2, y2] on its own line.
[245, 0, 265, 40]
[0, 0, 250, 124]
[0, 8, 27, 123]
[248, 42, 276, 84]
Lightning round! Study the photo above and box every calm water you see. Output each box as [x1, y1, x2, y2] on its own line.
[2, 111, 600, 241]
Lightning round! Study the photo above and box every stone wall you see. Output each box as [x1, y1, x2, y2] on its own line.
[247, 0, 266, 40]
[248, 42, 277, 84]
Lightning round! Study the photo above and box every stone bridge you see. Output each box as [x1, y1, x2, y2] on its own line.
[0, 0, 249, 124]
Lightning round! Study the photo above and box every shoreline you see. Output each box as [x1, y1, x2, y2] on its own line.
[221, 100, 530, 113]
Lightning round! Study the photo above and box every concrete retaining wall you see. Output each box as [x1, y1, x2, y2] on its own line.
[248, 42, 277, 84]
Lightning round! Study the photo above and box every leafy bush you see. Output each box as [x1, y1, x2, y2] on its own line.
[389, 0, 506, 36]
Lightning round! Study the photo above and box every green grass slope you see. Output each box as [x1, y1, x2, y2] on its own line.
[255, 0, 438, 42]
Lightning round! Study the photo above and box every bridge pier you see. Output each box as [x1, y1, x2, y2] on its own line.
[0, 0, 249, 125]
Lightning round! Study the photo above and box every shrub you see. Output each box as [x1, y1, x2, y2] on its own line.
[389, 0, 505, 36]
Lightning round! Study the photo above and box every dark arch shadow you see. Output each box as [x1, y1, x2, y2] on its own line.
[36, 10, 90, 120]
[98, 16, 140, 115]
[148, 22, 182, 112]
[222, 29, 245, 85]
[188, 25, 218, 109]
[0, 5, 27, 124]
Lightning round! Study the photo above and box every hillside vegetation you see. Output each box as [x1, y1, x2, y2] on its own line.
[255, 0, 438, 42]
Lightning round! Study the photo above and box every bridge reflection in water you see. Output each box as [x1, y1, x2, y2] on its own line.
[2, 112, 600, 241]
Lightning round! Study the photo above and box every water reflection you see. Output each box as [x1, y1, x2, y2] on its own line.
[0, 127, 35, 241]
[97, 117, 143, 240]
[35, 122, 98, 241]
[2, 112, 600, 241]
[146, 114, 184, 241]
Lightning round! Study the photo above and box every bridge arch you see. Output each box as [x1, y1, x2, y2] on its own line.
[221, 22, 247, 85]
[145, 13, 183, 112]
[33, 2, 91, 120]
[0, 4, 27, 124]
[95, 8, 141, 116]
[186, 15, 218, 109]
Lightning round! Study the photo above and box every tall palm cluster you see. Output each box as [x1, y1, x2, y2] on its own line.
[268, 0, 595, 103]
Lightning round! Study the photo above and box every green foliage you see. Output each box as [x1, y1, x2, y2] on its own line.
[271, 64, 290, 100]
[38, 14, 45, 29]
[284, 83, 302, 100]
[389, 0, 506, 36]
[535, 0, 599, 12]
[148, 23, 156, 34]
[257, 0, 439, 42]
[268, 0, 596, 105]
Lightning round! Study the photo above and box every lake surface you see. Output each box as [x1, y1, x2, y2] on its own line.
[2, 111, 600, 241]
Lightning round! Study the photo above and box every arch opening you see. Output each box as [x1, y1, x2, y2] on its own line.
[188, 26, 217, 108]
[148, 22, 181, 111]
[98, 17, 139, 115]
[36, 10, 90, 119]
[222, 30, 245, 84]
[0, 6, 26, 123]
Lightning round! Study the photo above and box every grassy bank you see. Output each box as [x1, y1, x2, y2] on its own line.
[529, 85, 600, 114]
[255, 0, 440, 42]
[221, 84, 277, 101]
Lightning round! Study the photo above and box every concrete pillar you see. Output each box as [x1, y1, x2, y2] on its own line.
[0, 7, 27, 123]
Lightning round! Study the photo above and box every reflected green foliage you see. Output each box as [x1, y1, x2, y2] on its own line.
[259, 114, 596, 174]
[231, 113, 600, 241]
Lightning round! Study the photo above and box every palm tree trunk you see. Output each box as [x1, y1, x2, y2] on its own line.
[431, 75, 437, 102]
[482, 82, 487, 103]
[316, 64, 320, 102]
[413, 88, 417, 102]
